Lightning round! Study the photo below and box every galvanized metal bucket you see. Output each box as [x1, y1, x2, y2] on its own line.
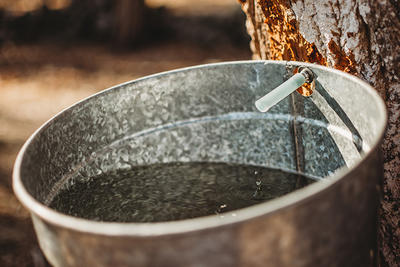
[13, 61, 387, 267]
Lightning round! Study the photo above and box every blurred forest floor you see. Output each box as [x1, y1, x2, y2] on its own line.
[0, 0, 251, 266]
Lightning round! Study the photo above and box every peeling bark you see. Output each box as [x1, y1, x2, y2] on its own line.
[240, 0, 400, 266]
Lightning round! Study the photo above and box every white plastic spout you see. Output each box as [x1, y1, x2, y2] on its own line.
[255, 72, 306, 112]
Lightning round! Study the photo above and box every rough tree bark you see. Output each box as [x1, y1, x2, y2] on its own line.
[239, 0, 400, 266]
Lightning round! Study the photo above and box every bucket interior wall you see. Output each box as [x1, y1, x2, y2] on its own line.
[19, 62, 384, 205]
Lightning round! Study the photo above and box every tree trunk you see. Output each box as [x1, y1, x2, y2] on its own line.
[114, 0, 145, 45]
[240, 0, 400, 266]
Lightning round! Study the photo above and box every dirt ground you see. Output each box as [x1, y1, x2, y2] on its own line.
[0, 1, 251, 266]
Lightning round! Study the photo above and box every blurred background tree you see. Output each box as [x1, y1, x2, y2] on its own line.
[0, 0, 146, 44]
[0, 0, 249, 46]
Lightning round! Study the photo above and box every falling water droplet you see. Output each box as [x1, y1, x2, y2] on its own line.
[253, 179, 263, 200]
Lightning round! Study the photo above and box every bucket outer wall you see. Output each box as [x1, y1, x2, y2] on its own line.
[13, 61, 386, 267]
